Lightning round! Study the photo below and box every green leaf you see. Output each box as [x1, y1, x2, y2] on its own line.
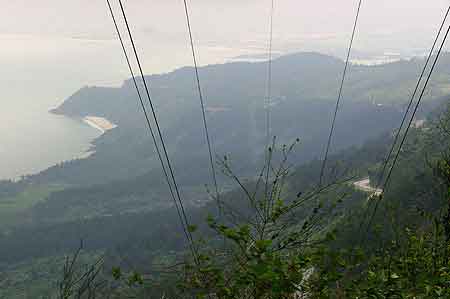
[188, 225, 198, 233]
[112, 267, 121, 280]
[390, 273, 400, 279]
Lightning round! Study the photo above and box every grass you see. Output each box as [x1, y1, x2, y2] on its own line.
[0, 184, 66, 230]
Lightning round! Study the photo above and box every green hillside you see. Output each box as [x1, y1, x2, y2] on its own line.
[2, 52, 450, 298]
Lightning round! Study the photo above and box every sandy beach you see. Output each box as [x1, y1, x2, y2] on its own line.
[353, 177, 383, 196]
[83, 116, 117, 133]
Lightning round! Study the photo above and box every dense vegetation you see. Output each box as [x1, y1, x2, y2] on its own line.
[37, 52, 448, 187]
[2, 52, 450, 297]
[48, 100, 450, 298]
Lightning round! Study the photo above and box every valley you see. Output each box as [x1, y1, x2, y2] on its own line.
[1, 51, 450, 297]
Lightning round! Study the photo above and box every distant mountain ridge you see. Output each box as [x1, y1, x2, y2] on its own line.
[2, 53, 450, 298]
[52, 52, 450, 121]
[42, 52, 448, 187]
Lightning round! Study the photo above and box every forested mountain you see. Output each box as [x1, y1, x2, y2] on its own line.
[2, 97, 449, 297]
[0, 103, 441, 265]
[36, 52, 448, 188]
[2, 52, 450, 298]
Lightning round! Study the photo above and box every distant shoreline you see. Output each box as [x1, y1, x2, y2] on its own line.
[82, 116, 117, 133]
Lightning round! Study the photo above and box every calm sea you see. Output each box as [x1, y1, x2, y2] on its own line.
[0, 101, 101, 180]
[0, 35, 261, 180]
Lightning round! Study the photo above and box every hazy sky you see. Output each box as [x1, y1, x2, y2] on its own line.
[1, 1, 448, 40]
[2, 1, 449, 52]
[1, 0, 449, 106]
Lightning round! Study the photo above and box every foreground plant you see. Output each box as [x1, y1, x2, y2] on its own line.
[179, 139, 347, 299]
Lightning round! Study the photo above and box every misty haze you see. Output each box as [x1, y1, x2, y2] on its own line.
[1, 0, 450, 298]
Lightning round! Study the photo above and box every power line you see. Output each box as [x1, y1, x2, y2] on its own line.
[182, 0, 221, 212]
[106, 0, 194, 261]
[265, 0, 275, 150]
[319, 0, 363, 186]
[363, 11, 450, 240]
[264, 0, 275, 212]
[112, 0, 198, 260]
[382, 25, 450, 194]
[105, 0, 178, 208]
[374, 5, 450, 192]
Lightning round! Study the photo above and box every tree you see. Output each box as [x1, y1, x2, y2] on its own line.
[179, 139, 347, 299]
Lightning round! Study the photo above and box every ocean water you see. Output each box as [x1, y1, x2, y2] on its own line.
[0, 104, 101, 180]
[0, 37, 123, 180]
[0, 34, 260, 180]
